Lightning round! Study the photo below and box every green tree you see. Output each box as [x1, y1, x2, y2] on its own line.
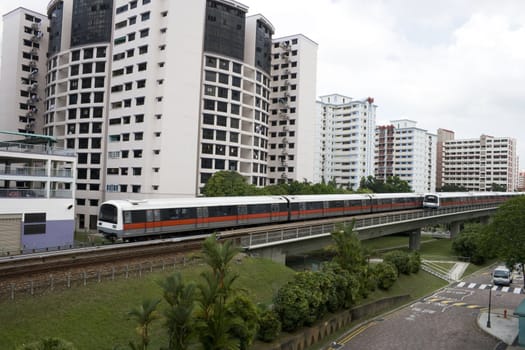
[321, 261, 360, 310]
[128, 299, 161, 350]
[195, 234, 242, 350]
[159, 273, 197, 350]
[330, 221, 367, 274]
[291, 271, 332, 325]
[490, 183, 507, 192]
[16, 338, 76, 350]
[273, 282, 310, 332]
[408, 252, 421, 273]
[373, 262, 398, 290]
[452, 224, 487, 265]
[382, 250, 411, 276]
[202, 171, 257, 197]
[358, 176, 411, 193]
[438, 183, 468, 192]
[256, 308, 281, 343]
[484, 196, 525, 283]
[227, 295, 259, 350]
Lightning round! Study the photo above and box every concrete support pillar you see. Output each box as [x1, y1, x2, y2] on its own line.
[450, 221, 461, 239]
[255, 246, 287, 265]
[409, 229, 421, 251]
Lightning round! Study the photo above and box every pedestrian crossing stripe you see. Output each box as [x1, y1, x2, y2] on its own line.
[425, 297, 485, 309]
[455, 282, 522, 294]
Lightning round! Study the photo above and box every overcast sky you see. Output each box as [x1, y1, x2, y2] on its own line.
[2, 0, 525, 163]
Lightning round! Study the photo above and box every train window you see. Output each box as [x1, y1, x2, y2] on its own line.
[328, 201, 344, 208]
[247, 204, 270, 214]
[125, 210, 146, 223]
[208, 205, 237, 217]
[160, 207, 196, 220]
[99, 204, 118, 224]
[290, 203, 300, 212]
[279, 203, 288, 212]
[306, 202, 323, 210]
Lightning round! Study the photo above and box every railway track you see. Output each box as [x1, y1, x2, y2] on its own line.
[0, 236, 206, 282]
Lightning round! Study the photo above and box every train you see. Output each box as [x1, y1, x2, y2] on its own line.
[97, 192, 520, 241]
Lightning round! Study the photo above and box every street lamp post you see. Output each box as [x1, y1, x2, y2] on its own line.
[487, 284, 493, 328]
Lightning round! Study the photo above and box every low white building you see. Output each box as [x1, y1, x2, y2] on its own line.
[0, 132, 76, 255]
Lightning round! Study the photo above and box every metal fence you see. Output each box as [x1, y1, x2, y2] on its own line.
[0, 255, 202, 303]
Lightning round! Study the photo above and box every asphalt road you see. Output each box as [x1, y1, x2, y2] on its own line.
[333, 268, 524, 350]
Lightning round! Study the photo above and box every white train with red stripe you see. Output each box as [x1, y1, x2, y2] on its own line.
[97, 192, 519, 241]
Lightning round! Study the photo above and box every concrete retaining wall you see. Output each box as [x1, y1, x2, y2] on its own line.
[256, 294, 410, 350]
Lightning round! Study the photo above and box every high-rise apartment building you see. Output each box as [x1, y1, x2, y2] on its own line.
[375, 119, 436, 193]
[443, 135, 518, 191]
[0, 8, 48, 133]
[436, 128, 454, 190]
[314, 94, 376, 190]
[42, 0, 113, 231]
[268, 35, 317, 184]
[0, 0, 317, 231]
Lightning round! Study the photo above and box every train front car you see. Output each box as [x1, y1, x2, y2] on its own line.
[97, 196, 289, 242]
[97, 201, 123, 240]
[422, 193, 440, 209]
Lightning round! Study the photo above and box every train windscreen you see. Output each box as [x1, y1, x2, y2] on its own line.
[423, 195, 438, 204]
[99, 204, 118, 224]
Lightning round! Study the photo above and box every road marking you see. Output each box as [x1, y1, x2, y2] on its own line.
[468, 283, 476, 288]
[457, 282, 466, 287]
[514, 288, 522, 294]
[479, 284, 488, 289]
[502, 286, 510, 292]
[426, 297, 484, 310]
[339, 321, 377, 344]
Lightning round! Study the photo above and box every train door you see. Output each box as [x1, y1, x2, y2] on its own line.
[298, 202, 306, 219]
[197, 207, 209, 229]
[145, 210, 160, 235]
[271, 203, 280, 222]
[238, 205, 247, 225]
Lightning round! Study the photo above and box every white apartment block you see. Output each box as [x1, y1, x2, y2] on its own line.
[0, 8, 48, 134]
[443, 135, 518, 192]
[268, 34, 318, 184]
[41, 0, 113, 231]
[314, 94, 376, 190]
[375, 119, 436, 193]
[0, 0, 318, 231]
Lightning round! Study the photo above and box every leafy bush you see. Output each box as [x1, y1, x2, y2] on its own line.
[452, 226, 486, 264]
[383, 250, 411, 275]
[409, 252, 421, 273]
[257, 309, 281, 342]
[373, 262, 398, 290]
[273, 282, 310, 332]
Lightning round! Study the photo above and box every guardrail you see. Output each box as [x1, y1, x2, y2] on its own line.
[239, 204, 497, 249]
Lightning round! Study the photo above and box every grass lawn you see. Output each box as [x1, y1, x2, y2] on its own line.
[0, 237, 485, 349]
[0, 257, 296, 350]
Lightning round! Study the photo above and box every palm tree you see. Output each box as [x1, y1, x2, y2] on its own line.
[195, 234, 242, 350]
[159, 273, 197, 350]
[128, 299, 161, 350]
